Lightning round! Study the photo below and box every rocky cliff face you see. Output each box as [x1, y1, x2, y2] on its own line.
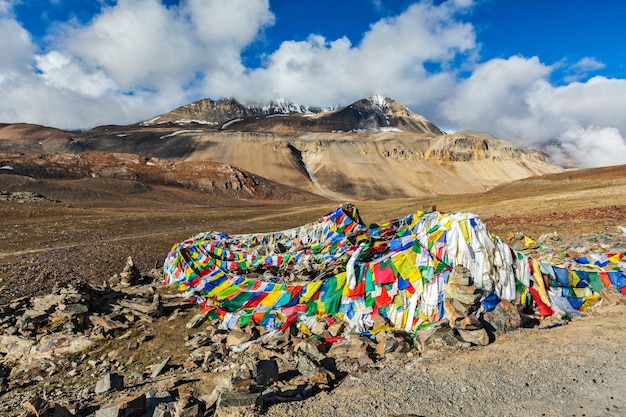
[425, 134, 551, 162]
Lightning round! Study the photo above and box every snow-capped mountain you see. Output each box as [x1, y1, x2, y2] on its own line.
[143, 95, 441, 134]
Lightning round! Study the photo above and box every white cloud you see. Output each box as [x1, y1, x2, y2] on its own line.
[559, 126, 626, 168]
[439, 55, 626, 166]
[561, 56, 606, 83]
[212, 0, 475, 109]
[184, 0, 274, 47]
[571, 57, 605, 72]
[440, 56, 555, 143]
[0, 1, 14, 16]
[54, 0, 274, 92]
[0, 0, 274, 127]
[0, 17, 35, 72]
[35, 51, 116, 96]
[58, 0, 198, 90]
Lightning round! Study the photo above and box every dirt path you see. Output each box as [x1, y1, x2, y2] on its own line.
[269, 304, 626, 417]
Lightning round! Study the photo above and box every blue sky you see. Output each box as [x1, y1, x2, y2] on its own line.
[1, 0, 626, 167]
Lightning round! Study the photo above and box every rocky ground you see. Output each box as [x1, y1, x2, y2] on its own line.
[0, 172, 625, 417]
[1, 256, 624, 417]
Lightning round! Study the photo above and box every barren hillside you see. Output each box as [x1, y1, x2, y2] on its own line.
[0, 96, 564, 200]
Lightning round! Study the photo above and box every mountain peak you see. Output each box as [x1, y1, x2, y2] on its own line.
[142, 96, 442, 134]
[347, 95, 412, 117]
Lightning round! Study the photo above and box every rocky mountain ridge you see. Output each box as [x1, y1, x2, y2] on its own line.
[144, 95, 443, 134]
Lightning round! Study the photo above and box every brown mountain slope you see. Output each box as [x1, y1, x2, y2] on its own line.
[182, 130, 561, 200]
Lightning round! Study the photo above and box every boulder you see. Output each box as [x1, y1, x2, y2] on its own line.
[95, 394, 146, 417]
[482, 299, 522, 333]
[226, 330, 250, 347]
[457, 328, 489, 346]
[95, 373, 124, 394]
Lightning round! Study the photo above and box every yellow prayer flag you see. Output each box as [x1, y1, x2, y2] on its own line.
[459, 220, 471, 244]
[300, 281, 323, 302]
[531, 259, 551, 306]
[259, 290, 283, 308]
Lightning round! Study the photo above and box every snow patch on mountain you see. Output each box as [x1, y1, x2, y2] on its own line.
[221, 118, 243, 130]
[141, 116, 161, 126]
[174, 119, 218, 125]
[159, 129, 202, 139]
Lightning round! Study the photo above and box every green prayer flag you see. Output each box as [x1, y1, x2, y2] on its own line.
[586, 271, 605, 293]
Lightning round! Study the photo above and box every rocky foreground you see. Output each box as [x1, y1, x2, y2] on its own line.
[0, 255, 625, 417]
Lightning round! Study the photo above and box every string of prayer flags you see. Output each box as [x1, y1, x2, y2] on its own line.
[163, 204, 626, 335]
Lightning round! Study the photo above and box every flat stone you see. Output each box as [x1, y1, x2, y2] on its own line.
[58, 303, 89, 316]
[177, 403, 203, 417]
[95, 373, 124, 394]
[450, 297, 475, 315]
[357, 353, 374, 366]
[95, 394, 146, 417]
[216, 392, 260, 408]
[327, 337, 368, 360]
[185, 332, 210, 350]
[26, 294, 62, 316]
[22, 396, 49, 417]
[443, 298, 463, 327]
[182, 361, 198, 370]
[0, 335, 35, 361]
[89, 315, 127, 332]
[188, 346, 213, 362]
[448, 270, 471, 286]
[444, 283, 481, 305]
[226, 330, 250, 347]
[185, 314, 207, 329]
[297, 355, 321, 379]
[34, 335, 93, 357]
[327, 321, 345, 337]
[294, 338, 324, 361]
[118, 294, 162, 317]
[152, 405, 173, 417]
[416, 323, 467, 351]
[375, 332, 412, 357]
[456, 315, 482, 330]
[457, 328, 489, 346]
[151, 356, 171, 378]
[447, 282, 478, 294]
[310, 320, 327, 336]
